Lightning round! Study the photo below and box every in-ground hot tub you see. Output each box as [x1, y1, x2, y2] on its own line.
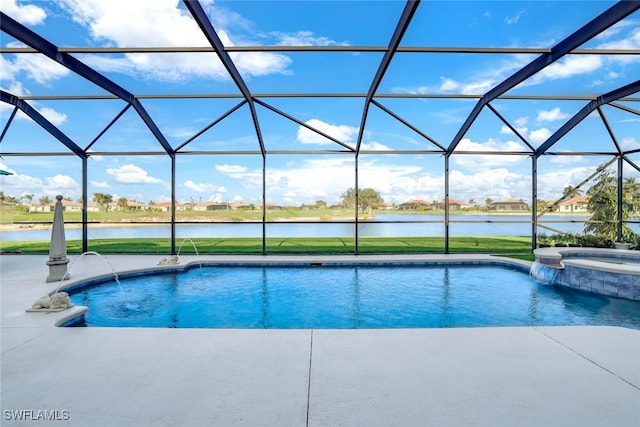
[533, 247, 640, 301]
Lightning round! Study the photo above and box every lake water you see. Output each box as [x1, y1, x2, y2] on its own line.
[0, 214, 591, 242]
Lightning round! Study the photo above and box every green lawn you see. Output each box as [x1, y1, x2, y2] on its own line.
[0, 236, 535, 261]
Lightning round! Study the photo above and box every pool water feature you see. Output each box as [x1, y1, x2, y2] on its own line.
[529, 262, 559, 284]
[59, 251, 121, 294]
[534, 248, 640, 301]
[66, 264, 640, 329]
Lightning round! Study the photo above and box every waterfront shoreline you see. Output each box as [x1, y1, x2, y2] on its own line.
[0, 211, 590, 232]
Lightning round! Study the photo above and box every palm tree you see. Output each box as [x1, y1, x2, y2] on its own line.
[562, 185, 583, 199]
[39, 196, 51, 207]
[92, 193, 113, 212]
[117, 197, 128, 211]
[584, 168, 635, 242]
[562, 185, 584, 214]
[624, 177, 640, 213]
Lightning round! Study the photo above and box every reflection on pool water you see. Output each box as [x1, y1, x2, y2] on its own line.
[67, 265, 640, 329]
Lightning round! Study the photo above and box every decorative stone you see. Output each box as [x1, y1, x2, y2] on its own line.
[158, 255, 180, 265]
[46, 195, 70, 283]
[27, 292, 73, 312]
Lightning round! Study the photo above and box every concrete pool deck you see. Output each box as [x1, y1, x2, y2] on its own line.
[1, 254, 639, 427]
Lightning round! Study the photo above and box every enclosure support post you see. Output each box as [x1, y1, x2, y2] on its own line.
[82, 157, 88, 253]
[355, 155, 360, 255]
[262, 155, 267, 255]
[532, 156, 538, 251]
[444, 154, 450, 254]
[617, 156, 623, 242]
[171, 156, 176, 255]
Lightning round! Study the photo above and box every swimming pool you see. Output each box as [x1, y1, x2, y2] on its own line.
[66, 264, 640, 329]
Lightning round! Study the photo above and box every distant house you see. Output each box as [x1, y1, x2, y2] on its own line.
[125, 201, 145, 212]
[193, 202, 228, 211]
[489, 199, 529, 211]
[398, 199, 432, 210]
[557, 196, 589, 213]
[265, 203, 281, 210]
[376, 202, 394, 210]
[432, 199, 468, 211]
[155, 201, 172, 212]
[154, 201, 188, 212]
[61, 200, 84, 212]
[29, 203, 52, 213]
[229, 202, 251, 210]
[29, 201, 99, 213]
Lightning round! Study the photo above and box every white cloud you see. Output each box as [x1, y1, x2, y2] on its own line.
[529, 128, 552, 145]
[214, 164, 248, 175]
[0, 56, 18, 83]
[533, 55, 603, 83]
[547, 152, 585, 164]
[597, 26, 640, 64]
[449, 168, 531, 202]
[271, 30, 348, 47]
[439, 78, 459, 92]
[36, 107, 68, 126]
[58, 0, 292, 82]
[0, 173, 43, 197]
[536, 107, 569, 122]
[297, 119, 358, 146]
[501, 116, 529, 136]
[184, 180, 225, 193]
[505, 10, 525, 25]
[500, 125, 513, 135]
[360, 141, 392, 151]
[594, 19, 637, 42]
[620, 136, 640, 150]
[514, 117, 528, 127]
[500, 124, 528, 136]
[0, 167, 82, 200]
[204, 192, 226, 203]
[12, 53, 70, 85]
[537, 166, 595, 199]
[45, 174, 79, 191]
[399, 56, 532, 96]
[0, 44, 71, 126]
[90, 180, 110, 188]
[0, 0, 46, 25]
[106, 164, 163, 184]
[452, 138, 527, 169]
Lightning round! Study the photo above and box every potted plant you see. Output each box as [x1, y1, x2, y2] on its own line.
[537, 233, 551, 248]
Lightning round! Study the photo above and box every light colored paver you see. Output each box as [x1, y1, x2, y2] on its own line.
[2, 328, 311, 427]
[2, 255, 639, 427]
[308, 327, 639, 427]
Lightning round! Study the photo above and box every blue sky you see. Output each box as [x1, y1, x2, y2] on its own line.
[1, 0, 639, 207]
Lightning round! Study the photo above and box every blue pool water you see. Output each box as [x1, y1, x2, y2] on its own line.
[67, 265, 640, 329]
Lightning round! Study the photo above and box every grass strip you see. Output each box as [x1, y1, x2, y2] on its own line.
[0, 236, 534, 260]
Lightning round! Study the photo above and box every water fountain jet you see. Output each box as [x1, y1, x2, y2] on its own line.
[158, 238, 202, 269]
